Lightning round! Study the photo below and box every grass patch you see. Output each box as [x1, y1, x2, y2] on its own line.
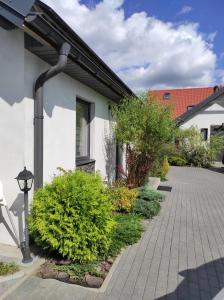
[0, 261, 19, 276]
[106, 214, 143, 258]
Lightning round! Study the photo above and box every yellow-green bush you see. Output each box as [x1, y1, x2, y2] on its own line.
[162, 157, 170, 178]
[107, 186, 137, 213]
[29, 170, 115, 262]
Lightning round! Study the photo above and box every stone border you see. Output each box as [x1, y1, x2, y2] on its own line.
[0, 271, 24, 283]
[98, 249, 124, 292]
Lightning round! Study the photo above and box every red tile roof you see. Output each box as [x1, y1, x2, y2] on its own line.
[150, 87, 214, 119]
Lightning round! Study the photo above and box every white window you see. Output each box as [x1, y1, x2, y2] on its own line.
[76, 99, 90, 162]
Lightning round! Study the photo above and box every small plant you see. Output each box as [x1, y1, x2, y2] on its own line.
[55, 261, 101, 278]
[133, 199, 161, 219]
[0, 261, 18, 276]
[168, 156, 187, 166]
[106, 214, 143, 257]
[29, 170, 115, 262]
[161, 157, 170, 178]
[107, 186, 137, 213]
[136, 185, 164, 202]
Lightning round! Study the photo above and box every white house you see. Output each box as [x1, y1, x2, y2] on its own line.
[0, 0, 134, 246]
[176, 88, 224, 142]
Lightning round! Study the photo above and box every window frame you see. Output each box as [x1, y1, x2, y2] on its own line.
[163, 92, 171, 100]
[201, 128, 208, 141]
[76, 98, 91, 164]
[187, 105, 195, 111]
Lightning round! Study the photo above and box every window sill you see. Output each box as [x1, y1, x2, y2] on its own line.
[76, 158, 96, 167]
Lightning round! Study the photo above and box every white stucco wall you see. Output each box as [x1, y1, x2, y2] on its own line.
[180, 103, 224, 139]
[0, 28, 27, 246]
[0, 28, 116, 246]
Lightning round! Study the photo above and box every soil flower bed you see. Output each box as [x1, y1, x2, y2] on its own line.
[37, 258, 115, 288]
[36, 213, 143, 288]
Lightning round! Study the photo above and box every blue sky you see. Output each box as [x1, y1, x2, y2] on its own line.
[44, 0, 224, 91]
[122, 0, 224, 67]
[82, 0, 224, 63]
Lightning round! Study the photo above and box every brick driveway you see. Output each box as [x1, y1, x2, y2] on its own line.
[4, 167, 224, 300]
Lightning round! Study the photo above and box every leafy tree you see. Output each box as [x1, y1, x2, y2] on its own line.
[112, 93, 176, 187]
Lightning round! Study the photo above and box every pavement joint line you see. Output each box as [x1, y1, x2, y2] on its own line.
[0, 257, 45, 300]
[0, 271, 24, 284]
[98, 249, 124, 293]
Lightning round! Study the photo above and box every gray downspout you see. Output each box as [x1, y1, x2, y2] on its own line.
[34, 42, 71, 190]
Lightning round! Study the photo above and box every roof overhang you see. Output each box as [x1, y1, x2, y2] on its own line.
[0, 0, 135, 102]
[7, 0, 134, 102]
[0, 0, 36, 29]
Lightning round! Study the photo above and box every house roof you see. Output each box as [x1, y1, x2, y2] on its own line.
[176, 87, 224, 125]
[0, 0, 135, 102]
[150, 87, 214, 119]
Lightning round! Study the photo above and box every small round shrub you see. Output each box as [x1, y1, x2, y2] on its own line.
[168, 156, 187, 166]
[133, 199, 161, 218]
[136, 185, 164, 202]
[29, 170, 115, 262]
[107, 186, 137, 213]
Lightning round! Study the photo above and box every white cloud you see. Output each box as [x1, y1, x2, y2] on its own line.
[178, 5, 192, 15]
[207, 32, 217, 43]
[43, 0, 217, 91]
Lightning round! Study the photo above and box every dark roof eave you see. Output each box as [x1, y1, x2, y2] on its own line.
[24, 0, 135, 101]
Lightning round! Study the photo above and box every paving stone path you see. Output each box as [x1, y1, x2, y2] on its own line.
[3, 167, 224, 300]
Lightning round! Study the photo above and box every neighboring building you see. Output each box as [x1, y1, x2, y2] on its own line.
[150, 87, 213, 119]
[0, 1, 134, 246]
[177, 87, 224, 142]
[151, 86, 224, 142]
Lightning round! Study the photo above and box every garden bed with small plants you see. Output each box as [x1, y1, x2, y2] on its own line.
[30, 170, 165, 288]
[0, 261, 19, 277]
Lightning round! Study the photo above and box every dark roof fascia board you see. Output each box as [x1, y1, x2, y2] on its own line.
[25, 0, 135, 100]
[176, 89, 224, 125]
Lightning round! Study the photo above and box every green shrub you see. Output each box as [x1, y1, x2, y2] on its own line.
[209, 135, 224, 162]
[0, 262, 18, 276]
[168, 156, 187, 166]
[149, 156, 169, 181]
[136, 185, 164, 202]
[105, 214, 143, 257]
[133, 199, 161, 218]
[149, 158, 163, 178]
[107, 186, 137, 213]
[29, 170, 115, 262]
[149, 143, 178, 179]
[175, 127, 224, 168]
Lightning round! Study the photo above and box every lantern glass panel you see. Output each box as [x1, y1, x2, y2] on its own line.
[18, 179, 26, 192]
[27, 178, 33, 191]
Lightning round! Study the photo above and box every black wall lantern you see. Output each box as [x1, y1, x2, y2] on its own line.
[15, 167, 34, 263]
